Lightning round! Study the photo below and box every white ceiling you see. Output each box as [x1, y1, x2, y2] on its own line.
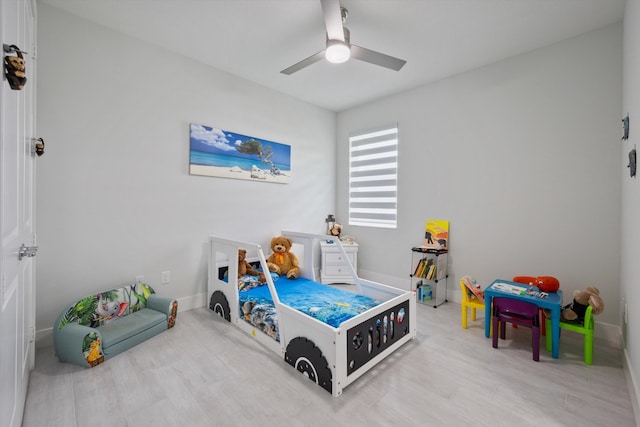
[41, 0, 626, 112]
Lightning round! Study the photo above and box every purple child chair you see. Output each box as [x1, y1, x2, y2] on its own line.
[492, 297, 540, 361]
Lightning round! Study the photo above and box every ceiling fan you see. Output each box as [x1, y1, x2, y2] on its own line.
[280, 0, 407, 75]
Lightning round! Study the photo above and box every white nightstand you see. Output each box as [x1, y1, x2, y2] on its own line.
[319, 240, 358, 284]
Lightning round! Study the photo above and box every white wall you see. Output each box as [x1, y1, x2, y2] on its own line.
[35, 4, 336, 336]
[337, 24, 623, 332]
[621, 0, 640, 421]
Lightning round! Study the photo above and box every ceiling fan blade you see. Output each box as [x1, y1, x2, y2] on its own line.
[351, 44, 407, 71]
[280, 50, 326, 75]
[320, 0, 344, 42]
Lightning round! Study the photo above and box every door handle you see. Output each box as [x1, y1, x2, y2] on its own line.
[18, 244, 38, 260]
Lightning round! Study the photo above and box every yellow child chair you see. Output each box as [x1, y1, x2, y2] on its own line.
[460, 275, 485, 329]
[545, 305, 595, 365]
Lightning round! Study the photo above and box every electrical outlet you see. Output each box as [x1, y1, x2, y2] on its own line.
[135, 275, 144, 284]
[161, 271, 170, 284]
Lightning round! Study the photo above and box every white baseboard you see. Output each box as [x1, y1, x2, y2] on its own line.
[623, 348, 640, 426]
[596, 321, 622, 349]
[357, 269, 410, 291]
[36, 328, 53, 350]
[177, 292, 207, 311]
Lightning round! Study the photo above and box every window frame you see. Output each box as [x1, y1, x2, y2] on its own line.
[348, 124, 399, 229]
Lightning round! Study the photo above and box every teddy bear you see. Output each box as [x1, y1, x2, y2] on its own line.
[328, 223, 342, 238]
[4, 46, 27, 90]
[560, 286, 604, 323]
[267, 236, 300, 279]
[238, 249, 265, 282]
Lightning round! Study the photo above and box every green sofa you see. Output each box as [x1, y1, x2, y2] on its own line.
[53, 283, 178, 367]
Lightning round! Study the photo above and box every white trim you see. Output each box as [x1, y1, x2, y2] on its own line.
[623, 348, 640, 426]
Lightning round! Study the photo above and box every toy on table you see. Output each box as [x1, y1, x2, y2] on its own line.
[536, 276, 560, 293]
[513, 275, 560, 293]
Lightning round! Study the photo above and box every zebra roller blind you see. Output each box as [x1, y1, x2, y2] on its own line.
[348, 124, 398, 229]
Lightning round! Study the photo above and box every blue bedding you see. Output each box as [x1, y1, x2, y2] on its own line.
[237, 274, 381, 340]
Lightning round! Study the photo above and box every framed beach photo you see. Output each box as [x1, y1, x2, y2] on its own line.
[189, 123, 291, 184]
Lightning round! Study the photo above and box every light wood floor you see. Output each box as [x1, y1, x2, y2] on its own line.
[23, 295, 636, 427]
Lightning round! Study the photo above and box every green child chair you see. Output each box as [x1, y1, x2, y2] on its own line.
[545, 305, 594, 365]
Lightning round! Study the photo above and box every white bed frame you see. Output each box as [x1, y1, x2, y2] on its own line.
[207, 231, 417, 397]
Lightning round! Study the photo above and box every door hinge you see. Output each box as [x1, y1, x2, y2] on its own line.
[18, 244, 38, 260]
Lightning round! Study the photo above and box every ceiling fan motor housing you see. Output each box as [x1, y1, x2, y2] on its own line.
[325, 27, 350, 63]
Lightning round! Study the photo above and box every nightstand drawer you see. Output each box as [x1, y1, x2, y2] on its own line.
[324, 252, 355, 265]
[323, 265, 352, 276]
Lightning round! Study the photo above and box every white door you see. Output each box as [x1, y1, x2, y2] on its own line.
[1, 1, 37, 427]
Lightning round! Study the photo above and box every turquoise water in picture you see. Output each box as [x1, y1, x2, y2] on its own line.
[190, 151, 290, 172]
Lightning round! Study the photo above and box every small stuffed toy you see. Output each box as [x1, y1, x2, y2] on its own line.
[328, 223, 342, 238]
[267, 236, 300, 279]
[238, 249, 265, 283]
[536, 276, 560, 293]
[4, 45, 27, 90]
[241, 301, 255, 320]
[560, 286, 604, 323]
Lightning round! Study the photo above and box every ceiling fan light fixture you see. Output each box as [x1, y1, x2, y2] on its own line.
[281, 1, 406, 74]
[325, 41, 350, 64]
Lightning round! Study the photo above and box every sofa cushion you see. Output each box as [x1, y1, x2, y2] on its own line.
[101, 321, 168, 357]
[99, 309, 166, 350]
[58, 283, 157, 329]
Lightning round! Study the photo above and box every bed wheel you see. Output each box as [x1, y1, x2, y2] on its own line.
[285, 337, 332, 393]
[209, 291, 230, 322]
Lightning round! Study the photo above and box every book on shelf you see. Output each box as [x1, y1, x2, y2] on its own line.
[421, 259, 430, 277]
[413, 259, 422, 277]
[413, 257, 436, 278]
[422, 284, 432, 301]
[413, 258, 424, 277]
[417, 283, 433, 302]
[426, 264, 436, 280]
[424, 219, 449, 250]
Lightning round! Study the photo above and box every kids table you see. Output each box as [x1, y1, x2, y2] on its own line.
[484, 280, 563, 359]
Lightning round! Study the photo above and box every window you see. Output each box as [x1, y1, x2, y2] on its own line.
[348, 124, 398, 229]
